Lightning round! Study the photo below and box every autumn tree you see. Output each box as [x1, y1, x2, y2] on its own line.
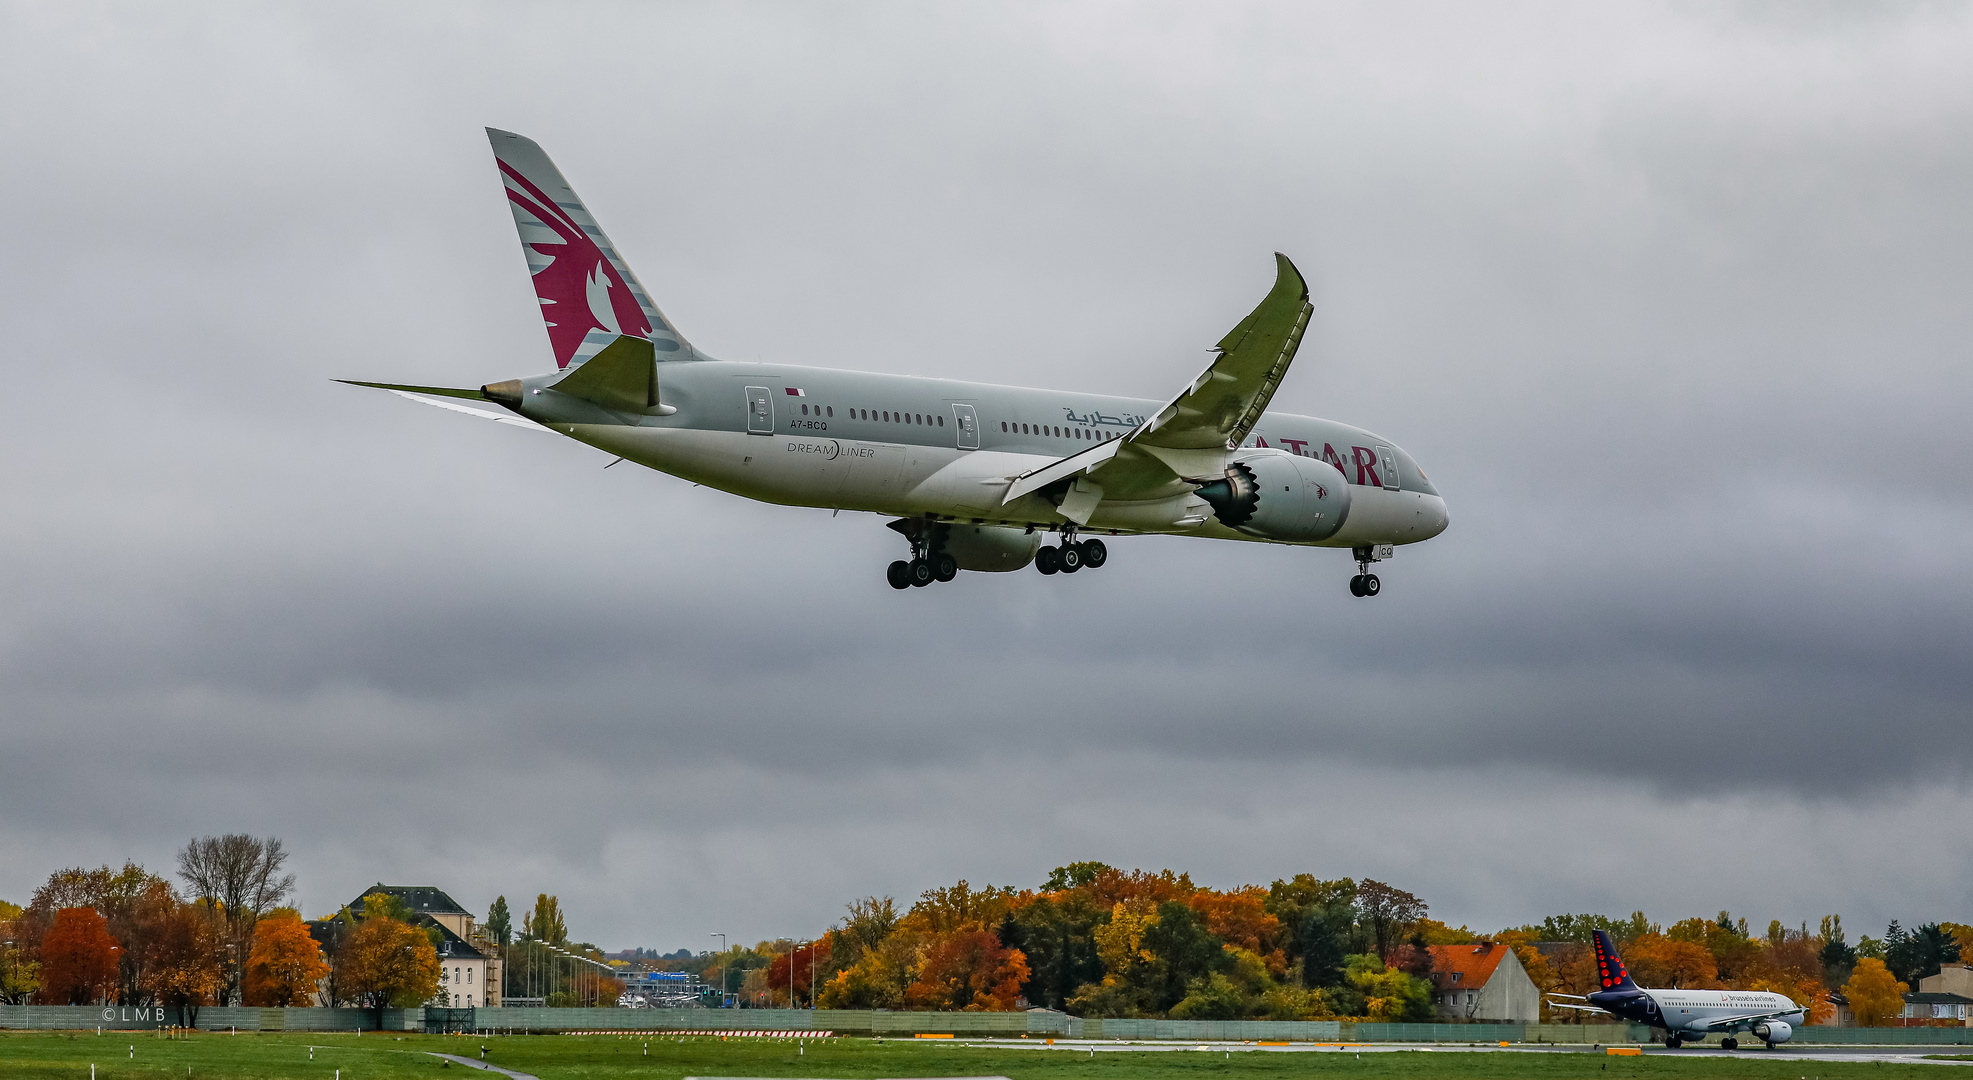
[337, 913, 440, 1022]
[0, 902, 40, 1005]
[768, 935, 832, 1007]
[1354, 881, 1426, 964]
[176, 835, 293, 1004]
[1843, 957, 1906, 1027]
[1625, 934, 1718, 989]
[36, 908, 120, 1004]
[143, 903, 224, 1027]
[243, 910, 330, 1006]
[904, 930, 1030, 1010]
[29, 863, 177, 1005]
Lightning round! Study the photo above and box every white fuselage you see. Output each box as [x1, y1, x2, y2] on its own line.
[513, 359, 1449, 548]
[1646, 988, 1806, 1033]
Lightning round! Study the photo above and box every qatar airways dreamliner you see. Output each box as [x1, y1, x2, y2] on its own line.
[345, 129, 1449, 591]
[1548, 931, 1811, 1050]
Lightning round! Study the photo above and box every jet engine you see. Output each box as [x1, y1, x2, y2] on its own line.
[941, 524, 1042, 572]
[1192, 450, 1351, 542]
[1751, 1020, 1792, 1044]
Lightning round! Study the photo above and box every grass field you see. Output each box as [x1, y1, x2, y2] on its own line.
[0, 1031, 1955, 1080]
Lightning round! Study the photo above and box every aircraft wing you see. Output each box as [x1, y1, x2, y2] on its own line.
[1003, 253, 1312, 509]
[1694, 1007, 1802, 1031]
[1545, 1001, 1611, 1015]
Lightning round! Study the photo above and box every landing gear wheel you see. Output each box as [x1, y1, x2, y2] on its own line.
[1664, 1038, 1681, 1050]
[887, 560, 913, 590]
[1035, 545, 1061, 575]
[1080, 538, 1107, 568]
[1349, 574, 1366, 597]
[1059, 542, 1084, 573]
[1721, 1038, 1737, 1051]
[934, 553, 958, 582]
[1362, 573, 1380, 596]
[908, 558, 935, 587]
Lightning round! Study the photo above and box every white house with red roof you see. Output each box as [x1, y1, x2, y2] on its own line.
[1426, 942, 1541, 1023]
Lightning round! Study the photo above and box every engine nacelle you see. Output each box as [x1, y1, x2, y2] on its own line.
[942, 524, 1042, 572]
[1751, 1020, 1792, 1044]
[1193, 450, 1351, 542]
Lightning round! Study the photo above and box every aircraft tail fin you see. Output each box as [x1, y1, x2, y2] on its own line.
[1592, 930, 1640, 992]
[486, 128, 695, 369]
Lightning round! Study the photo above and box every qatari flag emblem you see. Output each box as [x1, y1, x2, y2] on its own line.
[783, 387, 806, 396]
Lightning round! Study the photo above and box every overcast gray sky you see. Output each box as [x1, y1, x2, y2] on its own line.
[2, 2, 1969, 950]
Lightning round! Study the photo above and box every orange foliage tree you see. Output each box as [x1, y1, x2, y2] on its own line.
[337, 915, 439, 1020]
[1624, 934, 1718, 988]
[36, 908, 120, 1004]
[768, 934, 832, 1007]
[1187, 887, 1285, 973]
[243, 911, 330, 1006]
[1843, 957, 1906, 1027]
[143, 903, 224, 1026]
[903, 929, 1030, 1011]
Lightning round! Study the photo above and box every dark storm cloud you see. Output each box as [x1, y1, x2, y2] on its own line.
[2, 2, 1970, 943]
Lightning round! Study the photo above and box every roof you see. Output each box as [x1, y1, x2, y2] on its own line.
[1904, 991, 1973, 1004]
[1427, 943, 1511, 988]
[349, 884, 470, 916]
[427, 918, 485, 961]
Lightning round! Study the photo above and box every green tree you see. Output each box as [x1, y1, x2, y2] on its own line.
[486, 897, 511, 948]
[521, 894, 567, 947]
[1042, 862, 1115, 891]
[1000, 894, 1102, 1010]
[1819, 915, 1857, 988]
[1347, 953, 1433, 1022]
[1884, 922, 1960, 987]
[1139, 900, 1226, 1013]
[1263, 875, 1357, 984]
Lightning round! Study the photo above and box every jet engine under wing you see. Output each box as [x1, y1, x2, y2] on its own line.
[1004, 253, 1312, 505]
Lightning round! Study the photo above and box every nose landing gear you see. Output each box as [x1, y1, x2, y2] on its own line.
[1349, 544, 1391, 598]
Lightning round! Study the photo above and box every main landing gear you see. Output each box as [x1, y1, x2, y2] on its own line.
[1350, 544, 1390, 598]
[1720, 1038, 1739, 1051]
[886, 519, 958, 590]
[1035, 528, 1107, 577]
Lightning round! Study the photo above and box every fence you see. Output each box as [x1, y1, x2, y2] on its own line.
[2, 1007, 1967, 1043]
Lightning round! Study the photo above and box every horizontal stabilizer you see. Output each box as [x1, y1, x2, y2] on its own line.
[336, 380, 487, 400]
[548, 334, 661, 413]
[338, 380, 547, 432]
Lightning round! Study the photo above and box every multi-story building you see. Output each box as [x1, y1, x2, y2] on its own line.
[344, 884, 503, 1007]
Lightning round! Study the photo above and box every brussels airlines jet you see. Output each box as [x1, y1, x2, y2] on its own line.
[345, 130, 1449, 592]
[1547, 931, 1810, 1050]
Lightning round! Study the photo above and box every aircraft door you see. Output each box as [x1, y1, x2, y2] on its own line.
[952, 404, 980, 450]
[745, 386, 773, 435]
[1376, 444, 1400, 491]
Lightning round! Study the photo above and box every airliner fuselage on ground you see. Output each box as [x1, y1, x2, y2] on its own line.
[1550, 931, 1810, 1050]
[347, 130, 1449, 591]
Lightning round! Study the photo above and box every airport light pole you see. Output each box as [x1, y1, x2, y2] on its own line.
[711, 934, 726, 1008]
[794, 940, 811, 1009]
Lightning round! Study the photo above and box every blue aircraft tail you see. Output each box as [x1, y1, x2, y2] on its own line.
[1592, 930, 1640, 992]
